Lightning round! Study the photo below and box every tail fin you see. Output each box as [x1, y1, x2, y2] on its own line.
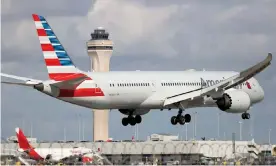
[15, 127, 32, 150]
[32, 14, 81, 81]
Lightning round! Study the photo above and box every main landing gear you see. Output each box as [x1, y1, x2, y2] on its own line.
[171, 109, 191, 125]
[122, 115, 142, 126]
[241, 112, 250, 120]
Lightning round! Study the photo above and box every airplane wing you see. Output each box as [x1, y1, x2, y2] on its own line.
[1, 73, 43, 86]
[164, 53, 272, 106]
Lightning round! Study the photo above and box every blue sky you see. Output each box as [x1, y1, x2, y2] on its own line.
[1, 0, 275, 143]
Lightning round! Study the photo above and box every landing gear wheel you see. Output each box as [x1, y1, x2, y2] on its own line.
[241, 113, 250, 120]
[122, 118, 128, 126]
[135, 115, 142, 124]
[171, 116, 177, 125]
[242, 113, 245, 119]
[129, 116, 136, 126]
[245, 113, 250, 119]
[178, 115, 185, 125]
[184, 114, 191, 123]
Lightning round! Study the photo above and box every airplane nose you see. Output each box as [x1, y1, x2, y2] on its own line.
[259, 86, 265, 101]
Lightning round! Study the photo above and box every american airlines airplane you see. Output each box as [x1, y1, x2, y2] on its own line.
[15, 127, 93, 162]
[1, 14, 272, 127]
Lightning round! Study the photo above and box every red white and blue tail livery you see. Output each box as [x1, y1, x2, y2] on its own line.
[1, 14, 272, 126]
[33, 14, 80, 81]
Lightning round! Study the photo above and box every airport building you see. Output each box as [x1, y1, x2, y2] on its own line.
[2, 133, 276, 165]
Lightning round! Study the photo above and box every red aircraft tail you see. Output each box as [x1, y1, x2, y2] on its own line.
[15, 127, 32, 150]
[15, 127, 43, 160]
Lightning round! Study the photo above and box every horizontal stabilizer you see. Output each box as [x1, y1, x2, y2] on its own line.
[1, 73, 42, 83]
[1, 73, 42, 87]
[1, 81, 36, 87]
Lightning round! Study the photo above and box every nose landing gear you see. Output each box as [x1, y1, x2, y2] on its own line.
[171, 109, 191, 125]
[122, 115, 142, 126]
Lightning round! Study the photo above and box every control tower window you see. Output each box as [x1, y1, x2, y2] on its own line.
[87, 46, 113, 50]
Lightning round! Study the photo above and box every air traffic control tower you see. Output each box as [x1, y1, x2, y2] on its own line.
[87, 27, 113, 141]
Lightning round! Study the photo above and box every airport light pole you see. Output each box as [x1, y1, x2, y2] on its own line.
[193, 112, 197, 140]
[30, 122, 33, 138]
[137, 124, 139, 140]
[82, 120, 85, 141]
[64, 126, 67, 142]
[22, 119, 25, 133]
[269, 128, 272, 145]
[217, 112, 221, 140]
[77, 114, 81, 142]
[239, 121, 243, 141]
[250, 116, 254, 139]
[185, 123, 188, 141]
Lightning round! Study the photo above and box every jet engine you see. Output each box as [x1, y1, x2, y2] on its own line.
[45, 154, 52, 160]
[119, 109, 150, 115]
[34, 83, 60, 97]
[216, 90, 251, 113]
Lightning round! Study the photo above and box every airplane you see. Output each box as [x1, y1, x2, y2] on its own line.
[1, 14, 272, 127]
[15, 127, 93, 163]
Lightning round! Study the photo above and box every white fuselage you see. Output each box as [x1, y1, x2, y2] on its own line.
[31, 147, 92, 161]
[42, 71, 264, 112]
[39, 71, 264, 113]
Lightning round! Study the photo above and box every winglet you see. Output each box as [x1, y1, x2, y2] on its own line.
[268, 52, 272, 61]
[239, 52, 272, 78]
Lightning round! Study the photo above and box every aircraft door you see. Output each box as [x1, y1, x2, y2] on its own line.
[95, 83, 102, 94]
[151, 81, 157, 92]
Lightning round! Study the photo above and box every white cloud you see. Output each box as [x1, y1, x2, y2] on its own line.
[2, 20, 36, 52]
[2, 0, 276, 61]
[76, 0, 183, 57]
[215, 5, 248, 22]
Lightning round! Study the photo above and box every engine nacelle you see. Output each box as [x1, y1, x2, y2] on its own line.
[119, 109, 150, 115]
[216, 90, 251, 113]
[45, 154, 52, 160]
[34, 83, 60, 97]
